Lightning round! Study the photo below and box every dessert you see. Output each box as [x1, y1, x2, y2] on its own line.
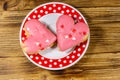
[56, 15, 89, 51]
[22, 19, 56, 54]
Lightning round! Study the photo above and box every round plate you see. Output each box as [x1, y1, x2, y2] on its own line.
[20, 2, 90, 70]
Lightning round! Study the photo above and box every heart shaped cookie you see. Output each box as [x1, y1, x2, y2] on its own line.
[56, 15, 89, 51]
[22, 19, 56, 54]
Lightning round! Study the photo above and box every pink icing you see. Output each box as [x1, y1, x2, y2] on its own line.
[24, 36, 40, 53]
[23, 19, 56, 53]
[56, 15, 89, 51]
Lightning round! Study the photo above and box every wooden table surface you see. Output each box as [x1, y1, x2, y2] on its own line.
[0, 0, 120, 80]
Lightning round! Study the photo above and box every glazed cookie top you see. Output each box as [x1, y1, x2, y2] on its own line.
[56, 15, 89, 51]
[23, 19, 56, 53]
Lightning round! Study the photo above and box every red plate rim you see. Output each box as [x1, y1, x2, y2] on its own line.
[19, 2, 90, 70]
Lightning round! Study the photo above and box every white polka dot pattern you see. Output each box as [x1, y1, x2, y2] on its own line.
[63, 5, 66, 8]
[22, 37, 25, 40]
[40, 10, 43, 13]
[45, 11, 48, 14]
[67, 56, 70, 59]
[72, 10, 75, 13]
[73, 50, 76, 53]
[33, 15, 36, 18]
[74, 15, 77, 18]
[39, 61, 42, 64]
[66, 9, 70, 13]
[72, 55, 75, 59]
[58, 59, 61, 62]
[79, 16, 82, 19]
[28, 17, 31, 20]
[53, 10, 56, 13]
[63, 60, 67, 63]
[59, 64, 63, 67]
[38, 15, 41, 18]
[35, 56, 39, 60]
[30, 55, 33, 58]
[44, 61, 47, 64]
[54, 62, 57, 65]
[49, 64, 52, 67]
[77, 54, 80, 57]
[43, 6, 47, 9]
[58, 7, 61, 10]
[49, 7, 52, 10]
[69, 60, 72, 63]
[41, 57, 44, 60]
[34, 10, 37, 13]
[82, 45, 86, 48]
[53, 4, 56, 7]
[49, 59, 53, 62]
[78, 48, 81, 51]
[69, 14, 72, 16]
[61, 11, 64, 14]
[21, 3, 88, 69]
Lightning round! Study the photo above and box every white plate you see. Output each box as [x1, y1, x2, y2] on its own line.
[20, 2, 90, 70]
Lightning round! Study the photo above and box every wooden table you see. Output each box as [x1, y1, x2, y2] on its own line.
[0, 0, 120, 80]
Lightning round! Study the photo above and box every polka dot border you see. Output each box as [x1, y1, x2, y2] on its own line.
[21, 2, 89, 69]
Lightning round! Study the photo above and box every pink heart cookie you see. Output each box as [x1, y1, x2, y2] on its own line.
[23, 19, 56, 54]
[56, 15, 89, 51]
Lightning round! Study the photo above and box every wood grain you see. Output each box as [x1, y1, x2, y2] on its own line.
[0, 0, 120, 80]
